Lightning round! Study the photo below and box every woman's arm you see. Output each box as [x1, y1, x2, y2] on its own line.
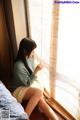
[34, 63, 44, 75]
[13, 62, 37, 86]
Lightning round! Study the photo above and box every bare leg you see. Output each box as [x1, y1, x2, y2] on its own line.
[23, 87, 43, 116]
[38, 97, 59, 120]
[23, 87, 58, 120]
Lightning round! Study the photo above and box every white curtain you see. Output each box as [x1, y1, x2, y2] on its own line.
[28, 0, 53, 92]
[27, 0, 79, 119]
[56, 3, 80, 119]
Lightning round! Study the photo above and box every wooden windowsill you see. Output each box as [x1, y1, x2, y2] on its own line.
[44, 89, 76, 120]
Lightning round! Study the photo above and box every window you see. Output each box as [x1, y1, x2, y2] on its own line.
[28, 0, 79, 118]
[56, 3, 80, 118]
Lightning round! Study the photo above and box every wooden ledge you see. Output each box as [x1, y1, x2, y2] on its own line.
[44, 89, 76, 120]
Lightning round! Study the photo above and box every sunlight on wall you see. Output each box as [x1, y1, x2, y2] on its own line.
[11, 0, 27, 47]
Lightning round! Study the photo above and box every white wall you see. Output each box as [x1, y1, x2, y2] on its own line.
[11, 0, 27, 47]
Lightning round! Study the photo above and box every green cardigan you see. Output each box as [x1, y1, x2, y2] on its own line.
[12, 59, 37, 91]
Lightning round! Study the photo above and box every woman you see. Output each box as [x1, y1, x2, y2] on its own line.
[12, 38, 59, 120]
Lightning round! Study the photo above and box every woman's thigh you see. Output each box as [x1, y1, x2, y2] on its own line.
[23, 87, 43, 100]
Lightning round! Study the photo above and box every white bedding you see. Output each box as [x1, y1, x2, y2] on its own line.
[0, 81, 28, 120]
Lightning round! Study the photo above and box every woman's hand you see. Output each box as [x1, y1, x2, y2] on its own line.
[34, 63, 44, 75]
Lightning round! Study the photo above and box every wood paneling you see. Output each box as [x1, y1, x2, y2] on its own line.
[0, 0, 11, 83]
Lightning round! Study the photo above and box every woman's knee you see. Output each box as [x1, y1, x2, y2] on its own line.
[24, 87, 43, 100]
[35, 88, 43, 98]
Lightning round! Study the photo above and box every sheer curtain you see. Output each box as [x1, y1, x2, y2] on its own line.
[56, 3, 80, 119]
[27, 0, 79, 119]
[49, 1, 60, 97]
[28, 0, 53, 92]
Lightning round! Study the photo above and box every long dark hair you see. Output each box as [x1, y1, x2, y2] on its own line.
[15, 38, 37, 74]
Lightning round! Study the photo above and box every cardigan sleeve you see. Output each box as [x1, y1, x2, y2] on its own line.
[13, 61, 37, 86]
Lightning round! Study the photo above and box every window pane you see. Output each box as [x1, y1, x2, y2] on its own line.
[56, 3, 80, 118]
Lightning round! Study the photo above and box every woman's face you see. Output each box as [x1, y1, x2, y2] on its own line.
[29, 49, 35, 58]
